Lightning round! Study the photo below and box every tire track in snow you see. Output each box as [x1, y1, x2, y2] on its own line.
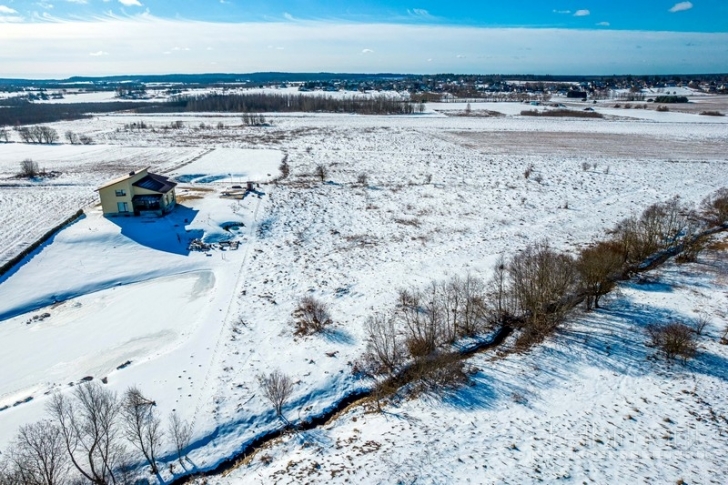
[188, 194, 263, 432]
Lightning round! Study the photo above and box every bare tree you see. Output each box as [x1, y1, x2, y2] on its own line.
[64, 131, 79, 145]
[278, 154, 290, 179]
[398, 283, 444, 357]
[314, 164, 328, 183]
[258, 370, 294, 421]
[364, 314, 402, 375]
[168, 412, 193, 469]
[576, 241, 624, 310]
[0, 127, 9, 143]
[508, 241, 578, 339]
[6, 420, 68, 485]
[48, 383, 126, 485]
[78, 135, 93, 145]
[18, 127, 32, 143]
[458, 274, 490, 336]
[121, 387, 163, 475]
[40, 127, 59, 144]
[20, 159, 40, 178]
[488, 255, 513, 324]
[700, 188, 728, 226]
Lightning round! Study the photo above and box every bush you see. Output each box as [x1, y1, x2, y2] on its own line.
[314, 164, 328, 182]
[357, 172, 369, 186]
[700, 188, 728, 226]
[655, 105, 670, 112]
[407, 356, 470, 396]
[293, 296, 332, 335]
[646, 322, 697, 363]
[523, 164, 534, 179]
[20, 159, 39, 178]
[699, 110, 724, 116]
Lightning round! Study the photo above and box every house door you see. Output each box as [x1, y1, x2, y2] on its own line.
[117, 202, 129, 213]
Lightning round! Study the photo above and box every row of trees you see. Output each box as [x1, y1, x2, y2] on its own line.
[175, 93, 424, 115]
[0, 384, 193, 485]
[362, 189, 728, 379]
[18, 126, 59, 144]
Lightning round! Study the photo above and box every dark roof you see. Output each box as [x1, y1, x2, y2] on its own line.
[132, 173, 177, 194]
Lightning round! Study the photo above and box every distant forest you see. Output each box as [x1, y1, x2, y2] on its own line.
[0, 100, 179, 126]
[0, 93, 420, 126]
[174, 93, 421, 114]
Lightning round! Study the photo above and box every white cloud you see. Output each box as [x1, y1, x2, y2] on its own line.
[0, 14, 23, 22]
[574, 9, 590, 16]
[596, 21, 610, 26]
[118, 0, 142, 6]
[65, 0, 88, 4]
[89, 50, 109, 56]
[456, 54, 466, 58]
[362, 48, 374, 54]
[669, 1, 693, 12]
[407, 8, 433, 19]
[553, 9, 571, 14]
[0, 5, 17, 13]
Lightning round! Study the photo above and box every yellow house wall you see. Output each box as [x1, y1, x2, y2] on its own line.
[98, 170, 149, 215]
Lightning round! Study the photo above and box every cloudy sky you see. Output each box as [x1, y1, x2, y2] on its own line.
[0, 0, 726, 78]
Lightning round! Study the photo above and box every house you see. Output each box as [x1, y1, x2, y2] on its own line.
[97, 167, 177, 216]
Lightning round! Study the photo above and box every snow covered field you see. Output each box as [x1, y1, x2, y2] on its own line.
[0, 106, 727, 483]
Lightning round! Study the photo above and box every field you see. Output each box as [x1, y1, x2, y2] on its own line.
[0, 99, 727, 484]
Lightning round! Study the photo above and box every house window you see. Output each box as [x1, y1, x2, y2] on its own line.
[115, 189, 126, 197]
[117, 202, 129, 213]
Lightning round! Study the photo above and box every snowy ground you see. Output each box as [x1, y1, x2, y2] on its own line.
[0, 106, 726, 483]
[220, 241, 728, 484]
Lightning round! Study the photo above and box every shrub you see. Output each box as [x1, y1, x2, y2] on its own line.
[293, 296, 332, 335]
[407, 356, 469, 396]
[655, 105, 670, 112]
[19, 159, 39, 178]
[675, 234, 709, 263]
[278, 154, 290, 179]
[699, 110, 724, 116]
[700, 188, 728, 226]
[357, 172, 369, 186]
[646, 322, 697, 363]
[523, 164, 534, 179]
[314, 164, 328, 182]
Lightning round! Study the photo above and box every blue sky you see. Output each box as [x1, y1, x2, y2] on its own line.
[0, 1, 726, 77]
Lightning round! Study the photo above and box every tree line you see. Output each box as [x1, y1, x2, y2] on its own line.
[172, 93, 424, 115]
[360, 188, 728, 390]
